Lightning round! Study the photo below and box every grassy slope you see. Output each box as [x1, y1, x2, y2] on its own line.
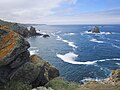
[0, 19, 13, 26]
[46, 78, 120, 90]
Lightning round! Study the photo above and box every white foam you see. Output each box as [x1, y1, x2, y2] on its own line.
[56, 52, 96, 65]
[62, 40, 78, 48]
[56, 35, 78, 48]
[97, 58, 120, 62]
[57, 52, 120, 65]
[51, 33, 56, 36]
[30, 47, 37, 49]
[83, 31, 112, 35]
[56, 35, 62, 40]
[90, 38, 104, 43]
[81, 77, 101, 83]
[36, 30, 47, 34]
[56, 31, 61, 34]
[115, 40, 120, 42]
[111, 44, 120, 49]
[100, 32, 111, 35]
[30, 50, 39, 55]
[116, 63, 120, 66]
[64, 33, 75, 36]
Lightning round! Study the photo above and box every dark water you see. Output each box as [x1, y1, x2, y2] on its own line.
[28, 25, 120, 83]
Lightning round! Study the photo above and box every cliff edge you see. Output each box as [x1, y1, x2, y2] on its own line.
[0, 26, 59, 88]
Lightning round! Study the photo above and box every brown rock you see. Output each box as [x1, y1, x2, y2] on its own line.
[0, 26, 30, 66]
[30, 55, 59, 87]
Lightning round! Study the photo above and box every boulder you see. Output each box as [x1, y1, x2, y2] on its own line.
[43, 34, 50, 38]
[10, 62, 40, 84]
[30, 55, 59, 87]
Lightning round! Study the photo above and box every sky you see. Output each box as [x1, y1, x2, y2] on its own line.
[0, 0, 120, 24]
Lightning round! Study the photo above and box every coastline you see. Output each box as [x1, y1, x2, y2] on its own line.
[0, 19, 120, 90]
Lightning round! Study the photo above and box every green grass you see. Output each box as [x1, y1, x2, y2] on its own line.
[46, 78, 80, 90]
[0, 19, 13, 26]
[0, 81, 32, 90]
[46, 78, 120, 90]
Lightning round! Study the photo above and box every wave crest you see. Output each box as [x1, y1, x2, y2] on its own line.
[56, 52, 96, 65]
[90, 38, 104, 43]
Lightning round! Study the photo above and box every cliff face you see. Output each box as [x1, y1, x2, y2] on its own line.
[0, 26, 59, 87]
[0, 19, 42, 37]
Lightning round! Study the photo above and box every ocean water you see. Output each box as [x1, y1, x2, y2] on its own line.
[28, 25, 120, 83]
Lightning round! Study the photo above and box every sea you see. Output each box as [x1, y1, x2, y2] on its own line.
[27, 25, 120, 83]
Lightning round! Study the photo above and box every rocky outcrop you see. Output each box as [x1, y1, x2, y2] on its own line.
[43, 34, 50, 38]
[29, 26, 43, 36]
[0, 26, 59, 87]
[11, 23, 43, 37]
[11, 23, 30, 37]
[88, 26, 100, 33]
[0, 19, 49, 38]
[30, 26, 36, 35]
[30, 55, 59, 87]
[104, 69, 120, 85]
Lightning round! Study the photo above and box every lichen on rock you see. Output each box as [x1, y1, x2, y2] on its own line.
[0, 27, 59, 88]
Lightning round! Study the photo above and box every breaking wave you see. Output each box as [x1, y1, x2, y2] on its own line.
[83, 31, 112, 35]
[90, 38, 104, 43]
[29, 47, 39, 55]
[56, 52, 96, 65]
[30, 50, 39, 55]
[56, 52, 120, 65]
[111, 44, 120, 49]
[56, 35, 78, 48]
[64, 33, 75, 36]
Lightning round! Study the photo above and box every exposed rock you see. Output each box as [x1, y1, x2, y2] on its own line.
[9, 51, 30, 69]
[88, 26, 100, 33]
[10, 23, 43, 37]
[30, 26, 36, 35]
[88, 30, 91, 32]
[104, 69, 120, 85]
[109, 69, 120, 83]
[10, 62, 40, 84]
[92, 26, 100, 33]
[29, 26, 43, 36]
[11, 23, 30, 37]
[30, 55, 59, 87]
[0, 19, 46, 37]
[0, 27, 59, 87]
[0, 26, 30, 84]
[0, 26, 30, 66]
[43, 34, 50, 38]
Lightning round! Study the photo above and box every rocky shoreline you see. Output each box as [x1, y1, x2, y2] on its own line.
[0, 26, 59, 89]
[0, 19, 50, 38]
[0, 19, 120, 90]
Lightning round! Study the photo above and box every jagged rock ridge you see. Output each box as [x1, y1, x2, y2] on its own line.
[0, 26, 59, 87]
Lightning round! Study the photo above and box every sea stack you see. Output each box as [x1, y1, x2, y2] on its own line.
[88, 26, 100, 33]
[92, 26, 100, 33]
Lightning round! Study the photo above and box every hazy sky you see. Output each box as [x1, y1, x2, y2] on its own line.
[0, 0, 120, 24]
